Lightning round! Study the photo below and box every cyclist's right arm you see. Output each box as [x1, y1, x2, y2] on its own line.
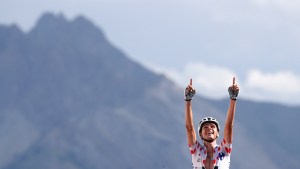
[185, 100, 196, 146]
[185, 79, 196, 146]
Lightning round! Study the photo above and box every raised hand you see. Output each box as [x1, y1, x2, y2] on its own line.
[228, 77, 239, 100]
[185, 79, 196, 101]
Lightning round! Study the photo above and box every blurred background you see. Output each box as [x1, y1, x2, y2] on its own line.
[0, 0, 299, 168]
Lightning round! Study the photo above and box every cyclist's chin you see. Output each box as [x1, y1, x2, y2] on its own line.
[205, 135, 217, 141]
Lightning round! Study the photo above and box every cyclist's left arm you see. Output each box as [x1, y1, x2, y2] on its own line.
[224, 77, 239, 144]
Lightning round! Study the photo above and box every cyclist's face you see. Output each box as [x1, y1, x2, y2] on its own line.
[201, 123, 218, 140]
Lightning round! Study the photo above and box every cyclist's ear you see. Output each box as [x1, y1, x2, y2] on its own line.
[199, 133, 203, 140]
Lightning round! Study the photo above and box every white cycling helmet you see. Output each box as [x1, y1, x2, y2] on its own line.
[198, 117, 220, 134]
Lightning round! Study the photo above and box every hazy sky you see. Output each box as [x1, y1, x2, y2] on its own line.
[1, 0, 300, 105]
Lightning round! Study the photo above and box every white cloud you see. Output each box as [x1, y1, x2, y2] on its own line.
[242, 69, 300, 105]
[148, 62, 300, 106]
[245, 69, 300, 93]
[148, 62, 237, 99]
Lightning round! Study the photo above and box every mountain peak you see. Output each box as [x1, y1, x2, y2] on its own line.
[36, 12, 67, 27]
[31, 12, 104, 36]
[0, 24, 23, 39]
[70, 15, 106, 40]
[73, 15, 93, 26]
[33, 12, 67, 31]
[28, 12, 69, 41]
[28, 12, 107, 50]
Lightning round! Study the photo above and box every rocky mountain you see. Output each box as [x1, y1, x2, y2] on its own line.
[0, 12, 299, 169]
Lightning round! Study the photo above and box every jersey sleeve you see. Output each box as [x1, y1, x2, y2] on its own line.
[188, 140, 204, 168]
[219, 138, 232, 156]
[188, 140, 201, 155]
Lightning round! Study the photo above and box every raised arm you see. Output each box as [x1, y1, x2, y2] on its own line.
[185, 79, 197, 146]
[224, 77, 239, 144]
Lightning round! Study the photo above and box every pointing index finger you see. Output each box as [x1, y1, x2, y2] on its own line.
[190, 79, 192, 86]
[233, 77, 236, 86]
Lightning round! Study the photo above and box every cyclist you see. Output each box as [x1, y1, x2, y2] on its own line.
[185, 78, 239, 169]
